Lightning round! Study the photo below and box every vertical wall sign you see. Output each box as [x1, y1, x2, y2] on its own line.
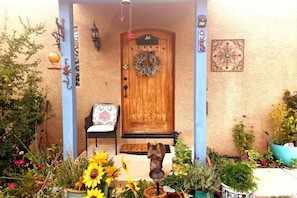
[198, 30, 206, 52]
[211, 39, 244, 72]
[197, 15, 207, 53]
[74, 26, 80, 86]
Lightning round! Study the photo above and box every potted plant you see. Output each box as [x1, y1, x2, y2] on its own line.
[269, 90, 297, 167]
[56, 155, 89, 197]
[143, 185, 167, 198]
[160, 173, 186, 197]
[172, 136, 192, 175]
[218, 161, 257, 198]
[183, 159, 220, 198]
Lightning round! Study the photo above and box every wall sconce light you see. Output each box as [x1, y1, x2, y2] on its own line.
[197, 15, 207, 27]
[90, 22, 100, 51]
[48, 51, 61, 70]
[51, 18, 65, 49]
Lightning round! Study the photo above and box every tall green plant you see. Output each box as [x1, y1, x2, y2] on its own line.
[269, 90, 297, 145]
[232, 115, 255, 154]
[0, 17, 46, 177]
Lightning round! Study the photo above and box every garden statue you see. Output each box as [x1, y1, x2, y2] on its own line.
[147, 142, 166, 196]
[147, 142, 166, 171]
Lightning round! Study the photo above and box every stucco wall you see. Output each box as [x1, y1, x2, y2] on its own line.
[207, 0, 297, 155]
[1, 0, 297, 156]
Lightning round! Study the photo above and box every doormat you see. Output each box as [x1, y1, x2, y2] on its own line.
[120, 144, 171, 155]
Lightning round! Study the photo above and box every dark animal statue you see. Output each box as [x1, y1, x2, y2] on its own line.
[147, 142, 166, 171]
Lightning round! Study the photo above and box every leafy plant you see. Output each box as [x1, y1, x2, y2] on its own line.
[269, 90, 297, 145]
[56, 155, 89, 191]
[0, 16, 46, 179]
[183, 159, 220, 196]
[0, 138, 62, 197]
[160, 173, 185, 193]
[232, 115, 255, 154]
[172, 137, 192, 175]
[219, 161, 257, 193]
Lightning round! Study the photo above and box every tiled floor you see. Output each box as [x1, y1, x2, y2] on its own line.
[81, 144, 297, 197]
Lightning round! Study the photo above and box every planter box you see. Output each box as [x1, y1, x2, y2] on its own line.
[270, 142, 297, 168]
[221, 183, 254, 198]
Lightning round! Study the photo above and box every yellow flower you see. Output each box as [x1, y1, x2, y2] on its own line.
[126, 178, 140, 197]
[83, 163, 104, 189]
[121, 157, 130, 174]
[105, 177, 112, 186]
[85, 188, 105, 198]
[89, 151, 108, 166]
[105, 165, 120, 178]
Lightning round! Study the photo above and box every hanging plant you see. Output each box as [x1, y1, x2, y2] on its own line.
[134, 51, 160, 77]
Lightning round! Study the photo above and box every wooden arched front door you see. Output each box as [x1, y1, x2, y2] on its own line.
[121, 29, 175, 136]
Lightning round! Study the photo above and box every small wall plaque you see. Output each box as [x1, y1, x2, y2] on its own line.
[136, 34, 159, 45]
[211, 39, 244, 72]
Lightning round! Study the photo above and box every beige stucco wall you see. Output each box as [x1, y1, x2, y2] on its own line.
[2, 0, 297, 156]
[207, 0, 297, 155]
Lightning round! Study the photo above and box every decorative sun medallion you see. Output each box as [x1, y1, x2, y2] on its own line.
[211, 39, 244, 72]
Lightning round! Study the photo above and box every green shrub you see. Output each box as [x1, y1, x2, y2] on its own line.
[0, 17, 46, 180]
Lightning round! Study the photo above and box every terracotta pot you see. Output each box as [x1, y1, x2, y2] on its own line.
[144, 186, 167, 198]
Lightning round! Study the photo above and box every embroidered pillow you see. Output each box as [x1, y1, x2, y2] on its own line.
[92, 104, 119, 126]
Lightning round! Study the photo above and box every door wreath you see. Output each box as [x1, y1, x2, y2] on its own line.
[134, 51, 160, 77]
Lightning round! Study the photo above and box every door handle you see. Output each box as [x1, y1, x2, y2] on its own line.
[123, 85, 128, 98]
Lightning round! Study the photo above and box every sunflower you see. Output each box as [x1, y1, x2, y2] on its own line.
[105, 165, 120, 178]
[83, 163, 104, 188]
[126, 178, 140, 197]
[89, 151, 108, 166]
[121, 157, 130, 174]
[85, 188, 105, 198]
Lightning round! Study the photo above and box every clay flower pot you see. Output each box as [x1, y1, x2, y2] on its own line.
[144, 186, 167, 198]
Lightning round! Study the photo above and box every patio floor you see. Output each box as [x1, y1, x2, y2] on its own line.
[81, 144, 297, 198]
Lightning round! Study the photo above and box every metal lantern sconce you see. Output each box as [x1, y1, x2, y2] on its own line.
[90, 22, 100, 51]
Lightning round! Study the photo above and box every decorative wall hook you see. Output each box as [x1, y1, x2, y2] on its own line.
[51, 18, 65, 49]
[62, 59, 72, 90]
[90, 22, 100, 51]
